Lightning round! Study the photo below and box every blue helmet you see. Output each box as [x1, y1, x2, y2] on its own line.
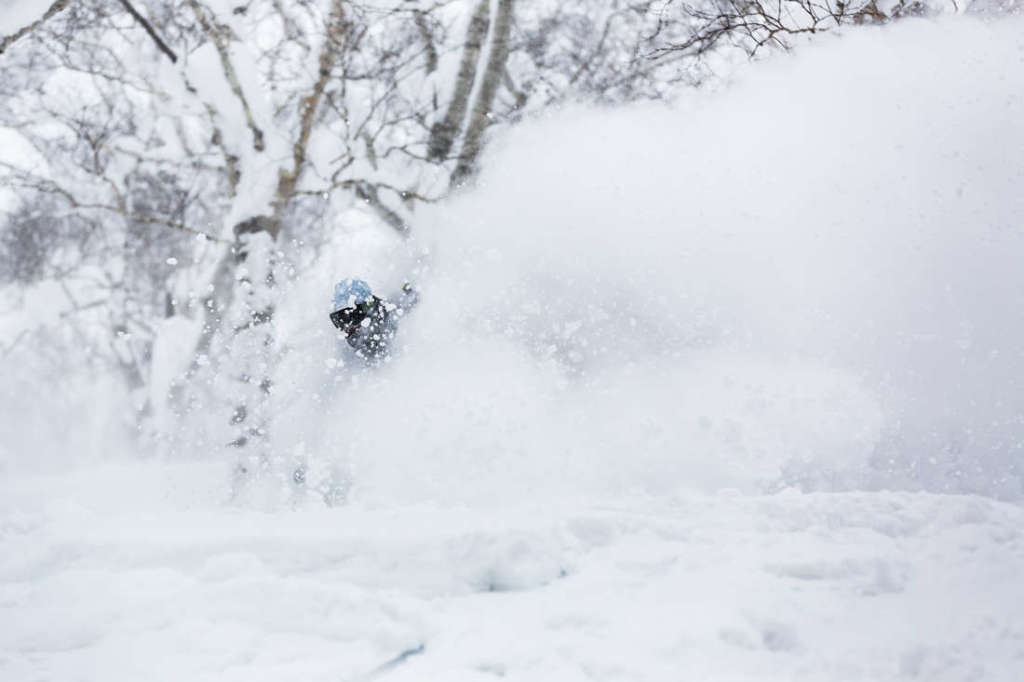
[333, 278, 373, 310]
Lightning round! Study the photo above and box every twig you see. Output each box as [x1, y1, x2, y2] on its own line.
[117, 0, 179, 63]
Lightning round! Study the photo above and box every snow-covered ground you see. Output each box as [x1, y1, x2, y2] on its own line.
[2, 462, 1022, 681]
[4, 13, 1024, 682]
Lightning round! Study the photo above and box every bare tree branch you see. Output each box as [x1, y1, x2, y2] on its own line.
[116, 0, 179, 63]
[271, 0, 348, 231]
[650, 0, 916, 60]
[186, 0, 266, 152]
[0, 162, 226, 242]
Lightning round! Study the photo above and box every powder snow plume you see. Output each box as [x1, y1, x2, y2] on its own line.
[305, 16, 1024, 505]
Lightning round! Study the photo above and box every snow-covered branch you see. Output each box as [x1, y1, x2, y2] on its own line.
[0, 0, 70, 56]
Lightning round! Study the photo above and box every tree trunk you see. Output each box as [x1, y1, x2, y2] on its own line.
[426, 0, 491, 162]
[225, 219, 278, 492]
[217, 0, 346, 498]
[451, 0, 515, 185]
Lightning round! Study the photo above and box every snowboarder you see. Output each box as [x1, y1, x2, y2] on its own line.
[330, 278, 418, 361]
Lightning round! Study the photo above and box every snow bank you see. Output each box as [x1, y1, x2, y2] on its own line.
[307, 16, 1024, 504]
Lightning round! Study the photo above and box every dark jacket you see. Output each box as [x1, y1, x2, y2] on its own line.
[329, 285, 418, 360]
